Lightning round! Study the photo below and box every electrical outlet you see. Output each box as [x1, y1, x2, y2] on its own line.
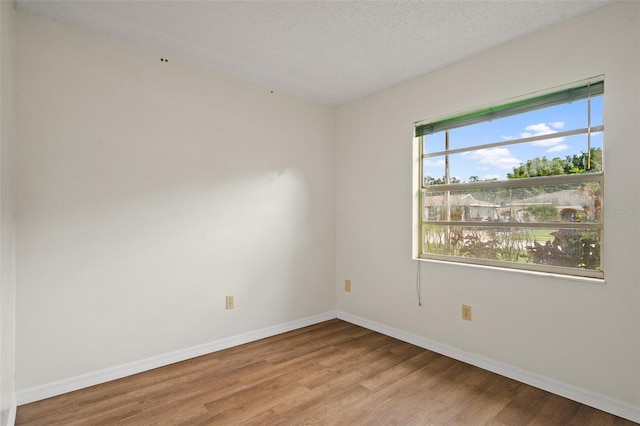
[226, 295, 234, 310]
[462, 304, 472, 321]
[344, 279, 351, 292]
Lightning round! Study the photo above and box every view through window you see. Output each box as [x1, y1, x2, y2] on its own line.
[415, 79, 604, 278]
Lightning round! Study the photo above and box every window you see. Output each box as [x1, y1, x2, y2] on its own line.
[415, 78, 604, 279]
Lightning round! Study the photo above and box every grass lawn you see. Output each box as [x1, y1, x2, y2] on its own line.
[528, 229, 556, 242]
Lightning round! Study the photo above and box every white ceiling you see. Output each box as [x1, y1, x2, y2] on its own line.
[16, 0, 614, 105]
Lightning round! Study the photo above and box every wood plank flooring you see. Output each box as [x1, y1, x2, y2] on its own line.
[16, 319, 638, 425]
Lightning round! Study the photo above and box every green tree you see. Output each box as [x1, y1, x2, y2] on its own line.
[564, 148, 602, 174]
[508, 156, 566, 179]
[423, 175, 460, 186]
[508, 148, 602, 179]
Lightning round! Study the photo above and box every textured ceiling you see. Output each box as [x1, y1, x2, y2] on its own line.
[16, 0, 613, 105]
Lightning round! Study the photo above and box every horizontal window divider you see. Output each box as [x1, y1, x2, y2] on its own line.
[418, 254, 604, 279]
[421, 220, 601, 230]
[422, 125, 604, 159]
[421, 171, 602, 191]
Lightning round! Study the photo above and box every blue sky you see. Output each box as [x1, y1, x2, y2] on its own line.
[423, 96, 604, 182]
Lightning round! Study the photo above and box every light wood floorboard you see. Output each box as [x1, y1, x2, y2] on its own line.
[16, 319, 638, 425]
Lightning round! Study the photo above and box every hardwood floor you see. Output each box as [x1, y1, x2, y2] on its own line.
[16, 319, 637, 425]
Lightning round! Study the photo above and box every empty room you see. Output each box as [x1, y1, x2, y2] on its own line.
[0, 0, 639, 425]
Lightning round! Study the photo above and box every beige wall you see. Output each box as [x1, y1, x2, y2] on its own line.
[15, 11, 336, 390]
[0, 1, 17, 424]
[336, 1, 640, 406]
[0, 1, 16, 425]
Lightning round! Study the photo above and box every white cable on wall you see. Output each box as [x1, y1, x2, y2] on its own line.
[416, 260, 422, 306]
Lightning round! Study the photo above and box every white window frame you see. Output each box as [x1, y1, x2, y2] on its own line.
[413, 78, 604, 279]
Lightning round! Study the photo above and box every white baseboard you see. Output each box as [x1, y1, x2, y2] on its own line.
[337, 311, 640, 424]
[16, 311, 337, 406]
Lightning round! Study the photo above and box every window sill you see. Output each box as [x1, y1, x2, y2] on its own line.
[412, 257, 605, 285]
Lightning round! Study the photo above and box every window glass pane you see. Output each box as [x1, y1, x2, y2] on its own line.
[417, 80, 603, 278]
[421, 225, 601, 271]
[423, 181, 601, 224]
[506, 133, 603, 176]
[444, 96, 603, 151]
[422, 191, 499, 222]
[422, 133, 602, 186]
[423, 131, 446, 154]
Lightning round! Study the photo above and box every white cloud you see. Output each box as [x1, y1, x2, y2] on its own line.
[465, 148, 521, 170]
[523, 123, 552, 134]
[549, 121, 565, 129]
[520, 123, 565, 147]
[546, 144, 569, 153]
